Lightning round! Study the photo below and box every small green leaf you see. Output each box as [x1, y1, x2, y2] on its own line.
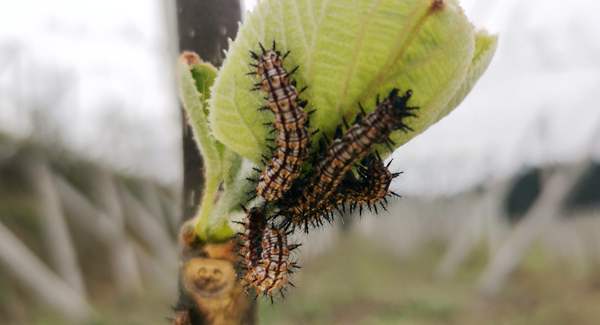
[178, 53, 228, 241]
[179, 52, 252, 242]
[191, 64, 217, 102]
[178, 54, 221, 173]
[209, 0, 494, 162]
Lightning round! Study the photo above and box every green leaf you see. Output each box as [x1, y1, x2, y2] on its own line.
[178, 53, 249, 242]
[210, 0, 493, 162]
[178, 55, 221, 173]
[439, 30, 498, 122]
[191, 63, 217, 102]
[178, 54, 226, 241]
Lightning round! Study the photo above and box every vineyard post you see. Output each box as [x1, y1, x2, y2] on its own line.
[174, 1, 255, 324]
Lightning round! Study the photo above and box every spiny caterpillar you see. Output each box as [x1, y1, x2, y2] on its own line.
[237, 206, 300, 300]
[277, 155, 400, 230]
[345, 153, 402, 215]
[238, 207, 267, 271]
[247, 41, 310, 202]
[281, 88, 417, 231]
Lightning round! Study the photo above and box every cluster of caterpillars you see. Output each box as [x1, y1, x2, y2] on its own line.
[239, 41, 417, 300]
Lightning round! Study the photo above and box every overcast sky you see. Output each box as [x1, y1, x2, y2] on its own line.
[0, 0, 598, 196]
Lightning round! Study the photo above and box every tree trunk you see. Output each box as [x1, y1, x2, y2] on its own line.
[173, 1, 256, 324]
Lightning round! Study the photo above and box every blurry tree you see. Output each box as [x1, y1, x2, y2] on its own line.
[564, 163, 600, 211]
[479, 118, 600, 294]
[504, 168, 542, 223]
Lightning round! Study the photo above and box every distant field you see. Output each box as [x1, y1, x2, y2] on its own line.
[8, 234, 600, 325]
[260, 235, 600, 325]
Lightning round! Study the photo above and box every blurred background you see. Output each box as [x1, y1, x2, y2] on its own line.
[1, 0, 599, 324]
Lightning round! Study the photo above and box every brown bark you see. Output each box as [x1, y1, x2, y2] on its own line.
[174, 1, 255, 324]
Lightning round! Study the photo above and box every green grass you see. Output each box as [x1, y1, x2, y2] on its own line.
[259, 235, 600, 325]
[259, 236, 461, 325]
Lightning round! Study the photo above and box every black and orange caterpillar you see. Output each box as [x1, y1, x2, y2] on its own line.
[247, 42, 310, 203]
[345, 153, 402, 215]
[280, 88, 416, 231]
[237, 206, 300, 300]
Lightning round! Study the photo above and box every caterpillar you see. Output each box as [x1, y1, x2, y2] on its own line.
[345, 153, 402, 215]
[237, 206, 300, 300]
[238, 207, 268, 271]
[248, 42, 310, 202]
[278, 155, 401, 230]
[281, 88, 417, 231]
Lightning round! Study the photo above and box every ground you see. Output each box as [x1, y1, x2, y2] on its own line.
[260, 235, 600, 325]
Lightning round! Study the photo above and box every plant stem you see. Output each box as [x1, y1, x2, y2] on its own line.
[195, 175, 219, 240]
